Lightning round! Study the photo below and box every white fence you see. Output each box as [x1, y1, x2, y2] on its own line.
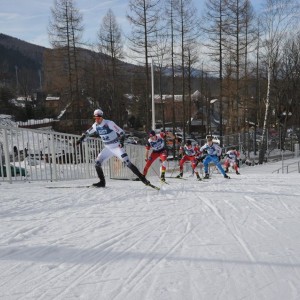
[0, 126, 159, 183]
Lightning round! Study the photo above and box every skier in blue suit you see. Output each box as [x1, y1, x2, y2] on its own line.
[200, 136, 230, 179]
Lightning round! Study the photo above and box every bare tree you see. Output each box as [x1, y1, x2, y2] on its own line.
[98, 9, 124, 123]
[186, 43, 199, 135]
[224, 0, 255, 134]
[258, 0, 299, 163]
[164, 0, 179, 147]
[48, 0, 83, 131]
[176, 0, 199, 140]
[201, 0, 229, 141]
[151, 29, 170, 129]
[127, 0, 162, 130]
[272, 33, 300, 150]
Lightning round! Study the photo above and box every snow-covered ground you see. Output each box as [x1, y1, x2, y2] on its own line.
[1, 158, 300, 300]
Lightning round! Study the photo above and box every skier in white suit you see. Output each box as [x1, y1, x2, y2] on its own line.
[76, 109, 150, 187]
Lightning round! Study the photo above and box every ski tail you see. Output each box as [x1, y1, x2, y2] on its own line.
[146, 183, 160, 190]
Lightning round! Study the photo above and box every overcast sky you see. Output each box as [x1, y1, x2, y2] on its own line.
[0, 0, 263, 49]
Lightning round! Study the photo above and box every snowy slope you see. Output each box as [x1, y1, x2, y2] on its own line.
[1, 159, 300, 300]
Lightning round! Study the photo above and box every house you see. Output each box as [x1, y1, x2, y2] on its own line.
[154, 90, 201, 125]
[45, 95, 60, 111]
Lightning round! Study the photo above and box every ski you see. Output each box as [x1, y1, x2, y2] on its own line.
[166, 177, 187, 180]
[45, 185, 97, 189]
[203, 175, 231, 180]
[146, 183, 160, 190]
[160, 180, 170, 185]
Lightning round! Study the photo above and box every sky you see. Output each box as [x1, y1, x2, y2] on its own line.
[1, 156, 300, 299]
[0, 0, 263, 49]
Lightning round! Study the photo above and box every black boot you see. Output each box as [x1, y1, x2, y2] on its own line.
[94, 164, 106, 187]
[141, 175, 150, 185]
[176, 172, 183, 178]
[204, 173, 210, 179]
[93, 181, 106, 187]
[161, 172, 166, 182]
[128, 163, 150, 185]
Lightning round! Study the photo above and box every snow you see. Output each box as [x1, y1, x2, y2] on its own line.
[0, 115, 17, 127]
[1, 158, 300, 300]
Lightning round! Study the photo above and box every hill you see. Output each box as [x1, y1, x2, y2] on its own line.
[0, 33, 141, 92]
[0, 33, 46, 88]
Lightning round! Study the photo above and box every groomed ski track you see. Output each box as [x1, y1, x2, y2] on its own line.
[1, 159, 300, 300]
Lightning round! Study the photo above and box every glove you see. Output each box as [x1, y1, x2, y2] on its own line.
[75, 134, 85, 146]
[119, 134, 125, 148]
[197, 155, 205, 162]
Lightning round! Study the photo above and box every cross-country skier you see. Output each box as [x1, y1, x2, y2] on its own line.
[200, 136, 230, 179]
[224, 147, 241, 175]
[76, 109, 150, 187]
[176, 140, 202, 180]
[143, 130, 168, 182]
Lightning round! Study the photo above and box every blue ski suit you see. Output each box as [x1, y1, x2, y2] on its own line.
[200, 142, 226, 176]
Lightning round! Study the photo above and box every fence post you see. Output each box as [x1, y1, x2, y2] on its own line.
[3, 128, 12, 183]
[50, 132, 57, 181]
[84, 142, 90, 178]
[294, 143, 299, 157]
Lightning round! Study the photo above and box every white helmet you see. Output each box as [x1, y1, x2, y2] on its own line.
[94, 109, 103, 117]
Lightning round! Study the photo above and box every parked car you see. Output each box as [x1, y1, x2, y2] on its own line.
[0, 164, 27, 177]
[125, 136, 140, 145]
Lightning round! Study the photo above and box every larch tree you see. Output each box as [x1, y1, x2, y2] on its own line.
[48, 0, 83, 131]
[176, 0, 199, 140]
[164, 0, 179, 144]
[224, 0, 255, 152]
[98, 9, 124, 124]
[201, 0, 229, 141]
[127, 0, 162, 130]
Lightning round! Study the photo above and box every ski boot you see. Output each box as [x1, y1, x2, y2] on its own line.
[224, 174, 230, 179]
[204, 173, 210, 179]
[225, 167, 229, 173]
[94, 164, 106, 187]
[195, 171, 201, 181]
[93, 180, 106, 187]
[176, 172, 183, 178]
[161, 172, 166, 182]
[141, 175, 150, 185]
[236, 171, 240, 175]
